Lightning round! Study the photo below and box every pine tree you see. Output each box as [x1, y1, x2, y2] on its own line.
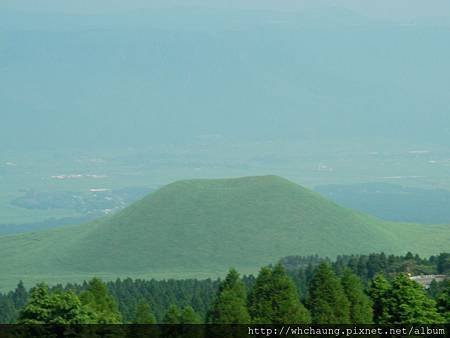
[249, 267, 272, 323]
[306, 262, 350, 324]
[12, 281, 28, 310]
[80, 277, 122, 323]
[180, 306, 202, 324]
[250, 265, 310, 324]
[340, 268, 373, 323]
[0, 295, 18, 324]
[133, 300, 156, 324]
[270, 264, 310, 324]
[208, 268, 250, 324]
[437, 253, 450, 274]
[385, 274, 444, 324]
[368, 274, 391, 324]
[164, 304, 181, 324]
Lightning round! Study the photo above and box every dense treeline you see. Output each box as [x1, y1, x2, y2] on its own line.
[0, 252, 448, 324]
[282, 252, 450, 297]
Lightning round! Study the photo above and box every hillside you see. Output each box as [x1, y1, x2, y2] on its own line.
[0, 175, 449, 290]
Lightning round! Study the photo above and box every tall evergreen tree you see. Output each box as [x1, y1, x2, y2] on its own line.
[249, 267, 272, 323]
[250, 265, 310, 324]
[80, 278, 122, 323]
[180, 306, 202, 324]
[340, 268, 373, 323]
[208, 268, 250, 324]
[437, 253, 450, 274]
[306, 262, 350, 324]
[385, 274, 444, 324]
[368, 274, 391, 324]
[12, 281, 28, 310]
[0, 295, 18, 324]
[164, 304, 181, 324]
[133, 300, 156, 324]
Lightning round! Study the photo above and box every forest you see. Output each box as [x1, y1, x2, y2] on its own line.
[0, 252, 448, 324]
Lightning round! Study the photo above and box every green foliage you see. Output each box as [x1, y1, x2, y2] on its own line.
[437, 253, 450, 274]
[369, 273, 444, 324]
[249, 267, 273, 323]
[435, 280, 450, 322]
[17, 283, 88, 324]
[1, 176, 449, 290]
[180, 306, 202, 324]
[1, 253, 447, 325]
[250, 265, 310, 324]
[0, 295, 17, 323]
[12, 281, 28, 309]
[306, 262, 350, 324]
[107, 277, 218, 323]
[368, 274, 391, 324]
[164, 304, 181, 324]
[132, 300, 156, 324]
[340, 268, 373, 323]
[384, 274, 444, 324]
[208, 269, 250, 324]
[0, 281, 28, 323]
[80, 278, 122, 324]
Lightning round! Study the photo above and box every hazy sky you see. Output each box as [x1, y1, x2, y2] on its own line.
[2, 0, 450, 151]
[2, 0, 450, 20]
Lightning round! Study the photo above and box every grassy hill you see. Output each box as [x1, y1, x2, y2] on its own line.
[0, 175, 449, 291]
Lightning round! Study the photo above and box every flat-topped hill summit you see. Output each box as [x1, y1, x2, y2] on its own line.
[0, 175, 449, 290]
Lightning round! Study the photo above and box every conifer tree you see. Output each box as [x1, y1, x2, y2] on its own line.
[250, 265, 310, 324]
[12, 281, 28, 310]
[306, 262, 350, 324]
[437, 253, 450, 274]
[164, 304, 181, 324]
[208, 268, 250, 324]
[80, 277, 122, 323]
[180, 306, 202, 324]
[0, 296, 16, 324]
[133, 300, 156, 324]
[248, 267, 272, 323]
[340, 268, 373, 323]
[368, 274, 391, 324]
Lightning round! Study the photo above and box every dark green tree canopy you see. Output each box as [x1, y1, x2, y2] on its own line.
[1, 253, 447, 325]
[133, 300, 156, 324]
[164, 304, 181, 324]
[340, 268, 373, 324]
[80, 277, 122, 324]
[250, 265, 310, 324]
[368, 274, 391, 324]
[306, 262, 350, 324]
[435, 280, 450, 322]
[208, 268, 250, 324]
[180, 306, 202, 324]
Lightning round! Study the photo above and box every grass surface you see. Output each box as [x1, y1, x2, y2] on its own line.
[0, 175, 449, 291]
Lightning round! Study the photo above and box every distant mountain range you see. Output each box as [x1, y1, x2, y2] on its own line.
[316, 182, 450, 224]
[0, 175, 448, 291]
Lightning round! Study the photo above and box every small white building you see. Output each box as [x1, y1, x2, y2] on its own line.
[409, 275, 448, 289]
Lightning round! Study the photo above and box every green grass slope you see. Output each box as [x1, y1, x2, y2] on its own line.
[0, 175, 449, 290]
